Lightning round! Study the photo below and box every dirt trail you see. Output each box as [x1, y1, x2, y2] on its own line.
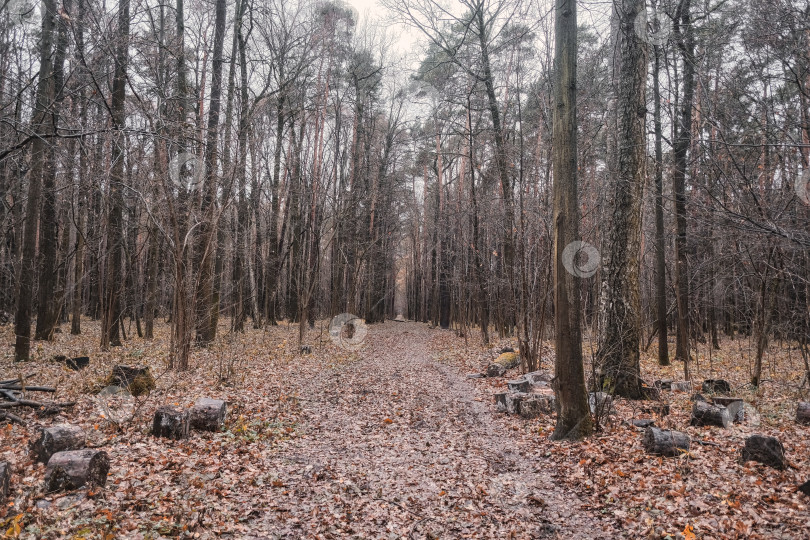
[255, 322, 607, 538]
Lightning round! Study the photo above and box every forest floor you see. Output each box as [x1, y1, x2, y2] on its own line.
[0, 319, 808, 539]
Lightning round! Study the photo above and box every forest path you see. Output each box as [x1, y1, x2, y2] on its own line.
[254, 322, 606, 538]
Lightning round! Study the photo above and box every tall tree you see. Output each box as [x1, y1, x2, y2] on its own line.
[195, 0, 228, 345]
[101, 0, 131, 349]
[596, 0, 648, 398]
[551, 0, 592, 440]
[652, 32, 669, 366]
[14, 0, 58, 361]
[672, 0, 695, 376]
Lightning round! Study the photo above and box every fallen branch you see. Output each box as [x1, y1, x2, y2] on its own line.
[0, 385, 56, 393]
[0, 411, 25, 425]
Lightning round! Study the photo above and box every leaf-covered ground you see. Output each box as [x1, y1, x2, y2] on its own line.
[1, 320, 808, 538]
[437, 330, 810, 539]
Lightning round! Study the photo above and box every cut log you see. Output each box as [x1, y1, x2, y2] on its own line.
[30, 424, 86, 463]
[654, 380, 672, 391]
[589, 392, 614, 415]
[507, 378, 531, 393]
[0, 461, 9, 503]
[44, 449, 109, 492]
[643, 427, 691, 457]
[713, 397, 744, 423]
[799, 480, 810, 497]
[741, 435, 786, 470]
[518, 394, 555, 419]
[494, 392, 508, 412]
[110, 365, 155, 396]
[500, 346, 515, 354]
[486, 364, 506, 378]
[525, 371, 552, 385]
[670, 381, 692, 392]
[190, 398, 226, 432]
[152, 406, 189, 440]
[796, 402, 810, 425]
[506, 393, 528, 415]
[690, 401, 731, 428]
[702, 379, 732, 394]
[630, 419, 655, 428]
[66, 356, 90, 370]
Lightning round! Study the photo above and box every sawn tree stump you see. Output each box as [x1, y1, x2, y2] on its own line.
[702, 379, 732, 394]
[30, 424, 86, 463]
[741, 435, 786, 470]
[643, 427, 691, 457]
[190, 398, 226, 432]
[713, 397, 744, 423]
[690, 401, 731, 428]
[44, 449, 109, 492]
[152, 406, 189, 440]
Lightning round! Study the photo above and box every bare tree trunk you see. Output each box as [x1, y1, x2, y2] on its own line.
[14, 0, 58, 360]
[672, 0, 695, 378]
[35, 0, 72, 340]
[101, 0, 131, 350]
[551, 0, 592, 441]
[652, 41, 669, 366]
[194, 0, 227, 345]
[597, 0, 648, 399]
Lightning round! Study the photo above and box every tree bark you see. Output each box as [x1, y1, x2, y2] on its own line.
[101, 0, 131, 349]
[652, 41, 669, 366]
[551, 0, 592, 441]
[597, 0, 648, 399]
[672, 0, 695, 376]
[194, 0, 227, 345]
[14, 0, 58, 361]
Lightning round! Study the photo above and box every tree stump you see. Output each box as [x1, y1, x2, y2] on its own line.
[713, 397, 744, 423]
[110, 365, 155, 396]
[506, 393, 528, 415]
[44, 449, 109, 492]
[152, 406, 189, 440]
[0, 461, 9, 503]
[799, 480, 810, 497]
[796, 402, 810, 425]
[670, 381, 692, 392]
[493, 392, 508, 412]
[190, 398, 226, 432]
[654, 380, 672, 391]
[30, 424, 86, 463]
[525, 371, 552, 385]
[519, 394, 555, 419]
[643, 427, 691, 457]
[486, 364, 506, 378]
[741, 435, 786, 470]
[507, 378, 531, 393]
[702, 379, 731, 394]
[690, 401, 731, 428]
